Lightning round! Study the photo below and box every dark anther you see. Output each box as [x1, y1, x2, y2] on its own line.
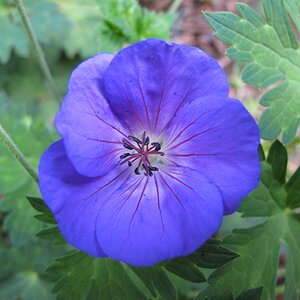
[149, 170, 153, 177]
[142, 163, 146, 170]
[128, 135, 142, 144]
[120, 153, 130, 159]
[151, 142, 161, 151]
[123, 143, 134, 150]
[134, 167, 140, 175]
[144, 136, 150, 145]
[149, 166, 159, 172]
[128, 161, 132, 167]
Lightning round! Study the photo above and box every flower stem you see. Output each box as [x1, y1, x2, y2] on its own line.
[0, 124, 38, 183]
[14, 0, 61, 102]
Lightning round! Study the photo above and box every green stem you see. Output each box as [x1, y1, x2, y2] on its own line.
[169, 0, 181, 13]
[14, 0, 61, 102]
[0, 124, 38, 183]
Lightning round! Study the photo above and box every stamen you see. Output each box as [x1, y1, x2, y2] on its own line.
[123, 143, 134, 150]
[151, 142, 161, 151]
[120, 132, 165, 176]
[128, 135, 142, 144]
[144, 136, 150, 145]
[120, 153, 130, 159]
[149, 166, 159, 171]
[134, 167, 140, 175]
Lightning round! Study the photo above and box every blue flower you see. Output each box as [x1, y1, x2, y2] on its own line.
[39, 39, 260, 266]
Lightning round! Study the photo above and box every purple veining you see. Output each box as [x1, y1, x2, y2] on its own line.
[38, 39, 260, 266]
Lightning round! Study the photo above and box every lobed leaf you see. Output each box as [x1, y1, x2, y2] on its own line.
[47, 252, 147, 300]
[0, 0, 70, 63]
[284, 0, 300, 33]
[196, 142, 300, 299]
[204, 1, 300, 143]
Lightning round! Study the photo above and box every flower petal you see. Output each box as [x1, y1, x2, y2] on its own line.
[103, 39, 229, 135]
[56, 53, 128, 177]
[39, 140, 130, 257]
[164, 97, 260, 214]
[96, 166, 223, 266]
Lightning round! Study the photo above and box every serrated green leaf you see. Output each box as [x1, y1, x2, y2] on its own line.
[47, 251, 147, 300]
[263, 0, 298, 49]
[130, 266, 176, 300]
[284, 0, 300, 33]
[96, 0, 175, 53]
[55, 0, 174, 57]
[196, 143, 300, 299]
[267, 140, 287, 184]
[190, 238, 239, 269]
[204, 2, 300, 143]
[36, 227, 65, 246]
[27, 196, 52, 215]
[27, 196, 56, 224]
[164, 258, 206, 283]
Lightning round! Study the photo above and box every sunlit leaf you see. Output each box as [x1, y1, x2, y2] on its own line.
[204, 1, 300, 143]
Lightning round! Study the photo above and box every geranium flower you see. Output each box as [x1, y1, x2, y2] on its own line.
[39, 39, 260, 266]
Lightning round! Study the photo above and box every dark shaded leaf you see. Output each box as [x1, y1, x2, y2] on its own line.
[190, 238, 239, 269]
[267, 140, 287, 184]
[130, 266, 176, 300]
[47, 252, 146, 300]
[235, 286, 263, 300]
[286, 167, 300, 208]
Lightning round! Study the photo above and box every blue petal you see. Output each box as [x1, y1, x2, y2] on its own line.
[103, 39, 229, 135]
[96, 166, 223, 266]
[164, 97, 260, 214]
[39, 140, 129, 257]
[56, 53, 129, 177]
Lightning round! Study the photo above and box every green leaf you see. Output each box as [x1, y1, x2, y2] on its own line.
[286, 167, 300, 208]
[0, 92, 57, 246]
[96, 0, 175, 53]
[164, 258, 206, 283]
[47, 251, 147, 300]
[36, 227, 66, 246]
[189, 238, 239, 269]
[235, 287, 263, 300]
[284, 0, 300, 33]
[0, 180, 42, 246]
[0, 0, 70, 63]
[196, 142, 300, 299]
[204, 2, 300, 143]
[54, 0, 102, 58]
[0, 272, 51, 300]
[0, 238, 65, 300]
[239, 163, 285, 217]
[263, 0, 297, 49]
[55, 0, 175, 57]
[267, 140, 288, 184]
[130, 266, 176, 300]
[27, 196, 56, 224]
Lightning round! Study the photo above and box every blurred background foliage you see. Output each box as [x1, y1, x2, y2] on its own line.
[0, 0, 299, 299]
